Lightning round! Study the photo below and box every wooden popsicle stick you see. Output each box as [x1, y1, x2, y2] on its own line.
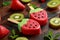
[8, 18, 19, 24]
[27, 3, 34, 10]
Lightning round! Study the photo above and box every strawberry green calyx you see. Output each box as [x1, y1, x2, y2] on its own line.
[18, 19, 29, 32]
[30, 8, 43, 13]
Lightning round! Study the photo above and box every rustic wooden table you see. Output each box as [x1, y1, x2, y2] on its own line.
[0, 0, 60, 40]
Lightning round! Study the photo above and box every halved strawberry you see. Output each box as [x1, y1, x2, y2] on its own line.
[11, 0, 25, 10]
[30, 8, 48, 26]
[18, 19, 41, 35]
[0, 25, 9, 38]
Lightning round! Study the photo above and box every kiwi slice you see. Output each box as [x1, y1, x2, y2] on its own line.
[49, 18, 60, 29]
[51, 0, 60, 1]
[21, 0, 31, 3]
[51, 0, 60, 4]
[47, 1, 60, 8]
[15, 37, 28, 40]
[10, 13, 24, 21]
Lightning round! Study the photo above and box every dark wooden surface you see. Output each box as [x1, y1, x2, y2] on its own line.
[0, 0, 60, 40]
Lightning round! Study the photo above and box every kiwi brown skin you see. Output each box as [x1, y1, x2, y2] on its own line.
[46, 7, 58, 12]
[47, 3, 60, 11]
[49, 22, 60, 30]
[47, 6, 58, 10]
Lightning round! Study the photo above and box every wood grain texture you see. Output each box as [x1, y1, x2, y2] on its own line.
[0, 0, 60, 40]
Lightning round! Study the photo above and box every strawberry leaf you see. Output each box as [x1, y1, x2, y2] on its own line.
[10, 35, 18, 39]
[11, 29, 16, 35]
[48, 30, 53, 38]
[30, 4, 38, 9]
[44, 30, 60, 40]
[3, 1, 11, 6]
[10, 29, 19, 39]
[54, 33, 60, 39]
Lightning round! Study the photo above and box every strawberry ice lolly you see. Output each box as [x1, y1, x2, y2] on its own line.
[11, 0, 25, 10]
[28, 3, 48, 26]
[8, 18, 41, 35]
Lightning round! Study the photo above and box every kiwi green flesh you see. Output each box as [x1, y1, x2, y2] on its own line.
[50, 18, 60, 27]
[52, 0, 60, 1]
[21, 0, 31, 2]
[15, 37, 28, 40]
[50, 2, 57, 5]
[47, 1, 60, 8]
[51, 0, 60, 4]
[18, 19, 29, 32]
[49, 23, 60, 29]
[53, 20, 60, 24]
[30, 8, 43, 14]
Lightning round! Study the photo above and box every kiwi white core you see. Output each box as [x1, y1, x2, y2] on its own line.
[14, 16, 20, 19]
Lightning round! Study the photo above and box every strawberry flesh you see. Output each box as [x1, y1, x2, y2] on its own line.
[11, 0, 25, 10]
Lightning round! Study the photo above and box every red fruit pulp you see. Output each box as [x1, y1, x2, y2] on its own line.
[21, 19, 41, 35]
[30, 10, 48, 26]
[0, 25, 9, 39]
[11, 0, 25, 10]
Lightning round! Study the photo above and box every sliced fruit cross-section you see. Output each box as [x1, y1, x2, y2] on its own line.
[21, 0, 31, 3]
[10, 13, 24, 21]
[15, 37, 28, 40]
[47, 1, 60, 8]
[49, 18, 60, 29]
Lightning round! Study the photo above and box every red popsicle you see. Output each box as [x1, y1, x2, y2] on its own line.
[0, 25, 9, 39]
[21, 19, 41, 35]
[28, 3, 48, 26]
[11, 0, 25, 10]
[8, 18, 41, 35]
